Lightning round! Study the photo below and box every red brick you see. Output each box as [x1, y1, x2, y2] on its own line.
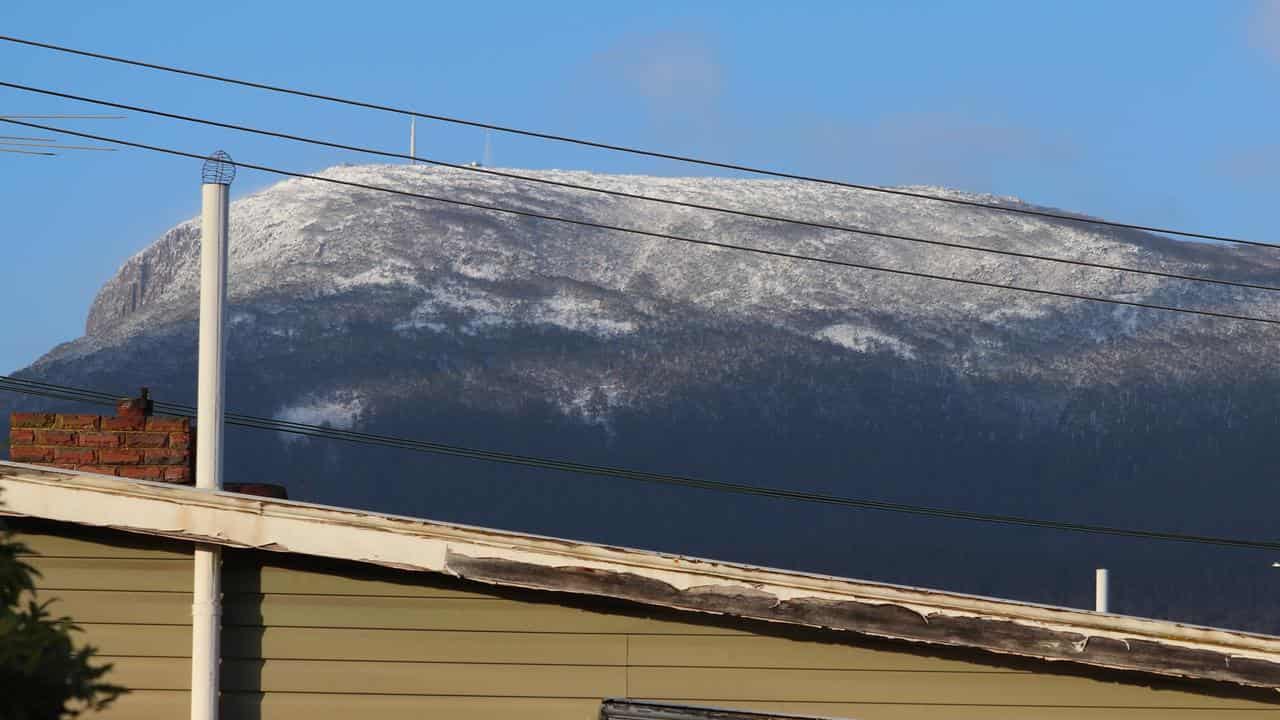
[47, 463, 77, 470]
[8, 429, 35, 445]
[118, 466, 164, 480]
[55, 414, 100, 430]
[168, 432, 191, 449]
[162, 466, 191, 483]
[75, 465, 121, 476]
[10, 446, 53, 463]
[11, 412, 54, 428]
[34, 429, 76, 445]
[146, 416, 189, 432]
[53, 447, 96, 464]
[77, 431, 123, 448]
[98, 448, 143, 465]
[124, 432, 168, 448]
[143, 449, 189, 466]
[102, 416, 146, 431]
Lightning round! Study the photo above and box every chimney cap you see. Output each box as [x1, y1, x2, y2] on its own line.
[117, 388, 154, 417]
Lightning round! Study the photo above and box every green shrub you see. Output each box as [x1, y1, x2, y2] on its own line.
[0, 494, 124, 719]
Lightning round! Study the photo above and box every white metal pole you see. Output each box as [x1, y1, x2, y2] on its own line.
[409, 118, 416, 163]
[193, 161, 231, 720]
[191, 547, 221, 719]
[1095, 568, 1109, 613]
[197, 182, 228, 490]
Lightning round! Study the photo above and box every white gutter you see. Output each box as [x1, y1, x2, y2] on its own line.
[192, 154, 233, 720]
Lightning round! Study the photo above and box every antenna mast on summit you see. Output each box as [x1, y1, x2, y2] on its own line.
[409, 117, 416, 164]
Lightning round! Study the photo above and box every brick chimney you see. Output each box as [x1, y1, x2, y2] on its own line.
[7, 388, 288, 499]
[8, 388, 193, 483]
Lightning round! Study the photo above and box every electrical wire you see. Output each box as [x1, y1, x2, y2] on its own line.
[0, 113, 123, 119]
[0, 140, 114, 151]
[0, 147, 54, 156]
[1, 34, 1269, 249]
[3, 374, 1279, 552]
[4, 117, 1279, 329]
[6, 81, 1280, 295]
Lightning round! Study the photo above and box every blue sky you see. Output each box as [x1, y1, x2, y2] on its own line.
[3, 0, 1280, 373]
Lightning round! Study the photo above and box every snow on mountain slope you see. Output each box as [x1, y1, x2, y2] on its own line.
[58, 164, 1280, 394]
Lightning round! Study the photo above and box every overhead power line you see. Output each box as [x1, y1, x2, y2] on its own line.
[6, 82, 1280, 295]
[4, 117, 1279, 329]
[0, 114, 123, 119]
[0, 147, 54, 156]
[0, 140, 114, 151]
[3, 374, 1279, 553]
[1, 34, 1270, 249]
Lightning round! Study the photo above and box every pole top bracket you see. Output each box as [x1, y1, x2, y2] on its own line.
[201, 150, 236, 185]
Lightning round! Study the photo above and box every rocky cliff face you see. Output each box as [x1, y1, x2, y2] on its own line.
[15, 165, 1280, 633]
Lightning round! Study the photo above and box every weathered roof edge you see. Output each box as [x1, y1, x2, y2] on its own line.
[3, 461, 1279, 690]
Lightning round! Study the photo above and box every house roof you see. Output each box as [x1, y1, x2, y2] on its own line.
[3, 459, 1280, 690]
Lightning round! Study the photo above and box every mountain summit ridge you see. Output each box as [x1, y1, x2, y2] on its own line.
[61, 164, 1279, 390]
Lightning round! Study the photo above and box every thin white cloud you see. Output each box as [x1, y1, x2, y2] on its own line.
[574, 32, 1075, 194]
[1214, 144, 1280, 181]
[1248, 0, 1280, 62]
[586, 29, 727, 134]
[589, 31, 724, 118]
[775, 112, 1080, 193]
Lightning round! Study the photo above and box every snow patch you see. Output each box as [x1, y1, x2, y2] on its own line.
[531, 292, 637, 337]
[456, 261, 506, 281]
[425, 283, 513, 316]
[394, 285, 637, 338]
[816, 324, 917, 359]
[393, 283, 514, 335]
[462, 313, 510, 335]
[981, 304, 1052, 324]
[393, 317, 447, 334]
[275, 392, 364, 443]
[332, 265, 419, 293]
[561, 382, 629, 429]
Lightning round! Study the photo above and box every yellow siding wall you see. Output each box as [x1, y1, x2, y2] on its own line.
[12, 520, 1280, 720]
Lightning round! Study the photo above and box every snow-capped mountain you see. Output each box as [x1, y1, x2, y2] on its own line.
[14, 165, 1280, 632]
[73, 165, 1280, 383]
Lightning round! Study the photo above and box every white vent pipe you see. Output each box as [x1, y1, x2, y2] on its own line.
[193, 157, 232, 720]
